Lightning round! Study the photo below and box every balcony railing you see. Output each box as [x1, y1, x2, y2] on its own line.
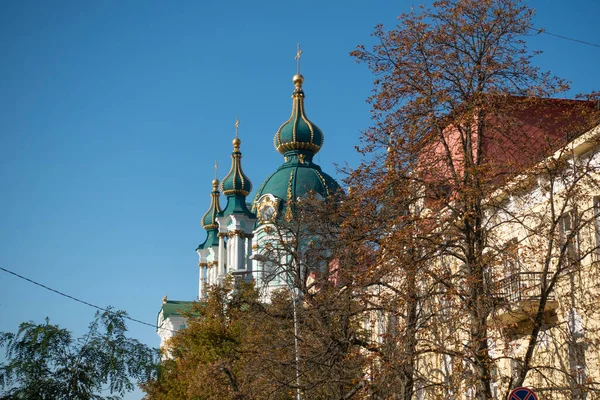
[493, 272, 554, 304]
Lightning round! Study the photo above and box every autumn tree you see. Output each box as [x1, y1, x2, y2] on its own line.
[144, 194, 371, 400]
[351, 0, 600, 399]
[0, 310, 159, 400]
[257, 193, 369, 399]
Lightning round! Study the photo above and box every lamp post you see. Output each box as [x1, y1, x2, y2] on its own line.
[249, 254, 302, 400]
[290, 284, 302, 400]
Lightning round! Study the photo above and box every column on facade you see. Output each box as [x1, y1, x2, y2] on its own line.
[207, 264, 213, 288]
[198, 263, 207, 299]
[235, 231, 245, 272]
[246, 234, 253, 275]
[228, 231, 237, 272]
[218, 233, 227, 279]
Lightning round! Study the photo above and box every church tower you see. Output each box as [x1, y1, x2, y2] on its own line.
[252, 72, 341, 293]
[216, 126, 256, 281]
[196, 177, 222, 299]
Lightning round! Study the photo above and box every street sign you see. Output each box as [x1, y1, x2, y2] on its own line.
[509, 387, 538, 400]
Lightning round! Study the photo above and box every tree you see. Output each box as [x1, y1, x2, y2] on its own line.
[351, 0, 599, 398]
[342, 159, 434, 400]
[0, 310, 159, 400]
[143, 195, 369, 400]
[142, 280, 270, 400]
[258, 195, 369, 399]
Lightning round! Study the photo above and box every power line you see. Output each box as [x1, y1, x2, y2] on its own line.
[530, 27, 600, 49]
[0, 265, 177, 334]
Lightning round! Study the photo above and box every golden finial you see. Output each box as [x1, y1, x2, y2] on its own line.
[212, 163, 219, 188]
[293, 44, 304, 89]
[293, 73, 304, 88]
[233, 116, 241, 150]
[295, 43, 302, 74]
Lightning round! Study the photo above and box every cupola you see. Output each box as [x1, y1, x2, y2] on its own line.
[221, 137, 252, 196]
[201, 179, 222, 230]
[219, 121, 255, 219]
[197, 178, 222, 251]
[254, 69, 340, 225]
[273, 74, 324, 156]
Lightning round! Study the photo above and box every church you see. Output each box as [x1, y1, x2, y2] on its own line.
[156, 68, 341, 348]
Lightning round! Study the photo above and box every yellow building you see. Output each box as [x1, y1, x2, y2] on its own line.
[364, 100, 600, 400]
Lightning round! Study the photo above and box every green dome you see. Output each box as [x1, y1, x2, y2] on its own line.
[255, 73, 340, 225]
[253, 151, 340, 212]
[222, 137, 252, 196]
[273, 74, 324, 155]
[197, 179, 222, 251]
[201, 179, 222, 230]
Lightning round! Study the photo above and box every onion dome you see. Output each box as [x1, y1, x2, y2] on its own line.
[274, 74, 324, 155]
[221, 137, 252, 196]
[220, 135, 255, 219]
[254, 72, 340, 225]
[201, 179, 222, 230]
[197, 179, 222, 251]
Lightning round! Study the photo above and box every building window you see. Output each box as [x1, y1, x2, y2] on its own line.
[536, 325, 551, 349]
[569, 340, 587, 398]
[568, 308, 584, 339]
[510, 358, 523, 383]
[558, 210, 580, 270]
[503, 238, 520, 276]
[414, 381, 425, 400]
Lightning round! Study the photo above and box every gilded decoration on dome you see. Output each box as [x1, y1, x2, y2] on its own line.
[314, 170, 332, 197]
[285, 171, 294, 222]
[257, 197, 280, 223]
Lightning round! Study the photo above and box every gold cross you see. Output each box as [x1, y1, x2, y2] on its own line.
[234, 115, 240, 138]
[295, 43, 302, 74]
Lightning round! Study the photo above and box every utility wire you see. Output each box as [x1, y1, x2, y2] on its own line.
[0, 265, 177, 334]
[530, 27, 600, 49]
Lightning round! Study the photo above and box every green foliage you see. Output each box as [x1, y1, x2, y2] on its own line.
[0, 310, 159, 400]
[142, 279, 265, 400]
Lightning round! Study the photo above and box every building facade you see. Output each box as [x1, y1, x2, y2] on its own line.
[363, 100, 600, 399]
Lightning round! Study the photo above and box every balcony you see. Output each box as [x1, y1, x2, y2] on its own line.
[491, 272, 559, 325]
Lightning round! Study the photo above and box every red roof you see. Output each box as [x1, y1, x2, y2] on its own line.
[418, 97, 600, 194]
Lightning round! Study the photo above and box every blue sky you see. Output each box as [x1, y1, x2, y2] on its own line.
[0, 1, 598, 398]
